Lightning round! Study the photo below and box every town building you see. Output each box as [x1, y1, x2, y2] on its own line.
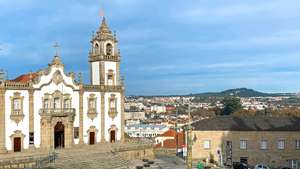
[155, 129, 185, 151]
[0, 17, 125, 153]
[125, 124, 168, 138]
[191, 116, 300, 168]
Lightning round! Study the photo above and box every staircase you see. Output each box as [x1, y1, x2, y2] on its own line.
[50, 144, 131, 169]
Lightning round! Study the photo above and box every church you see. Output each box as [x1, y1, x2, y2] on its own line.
[0, 17, 125, 153]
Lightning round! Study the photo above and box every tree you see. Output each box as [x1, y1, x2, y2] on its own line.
[221, 97, 242, 115]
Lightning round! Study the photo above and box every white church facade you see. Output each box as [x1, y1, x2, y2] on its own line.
[0, 17, 125, 153]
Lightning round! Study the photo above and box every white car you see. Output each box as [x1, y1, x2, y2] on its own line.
[254, 164, 270, 169]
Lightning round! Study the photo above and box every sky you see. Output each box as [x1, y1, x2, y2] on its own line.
[1, 0, 300, 95]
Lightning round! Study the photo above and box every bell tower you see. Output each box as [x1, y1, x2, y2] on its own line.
[89, 17, 121, 86]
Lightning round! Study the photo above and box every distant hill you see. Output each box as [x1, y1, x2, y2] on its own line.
[190, 88, 295, 97]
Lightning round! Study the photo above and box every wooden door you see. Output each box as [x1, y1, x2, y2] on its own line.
[90, 132, 95, 145]
[14, 137, 21, 152]
[110, 130, 116, 143]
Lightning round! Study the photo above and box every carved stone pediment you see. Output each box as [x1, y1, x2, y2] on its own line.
[52, 71, 63, 85]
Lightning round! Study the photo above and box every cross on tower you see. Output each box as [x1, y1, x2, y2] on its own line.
[53, 42, 60, 56]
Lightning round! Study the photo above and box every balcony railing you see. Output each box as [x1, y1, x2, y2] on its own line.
[39, 108, 75, 117]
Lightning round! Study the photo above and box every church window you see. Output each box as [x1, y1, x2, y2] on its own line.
[108, 94, 118, 119]
[87, 94, 98, 120]
[54, 98, 60, 109]
[10, 92, 24, 124]
[44, 99, 49, 109]
[106, 43, 113, 56]
[13, 99, 21, 111]
[64, 99, 70, 108]
[107, 69, 114, 85]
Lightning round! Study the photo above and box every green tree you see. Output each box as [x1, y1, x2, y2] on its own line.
[221, 97, 242, 115]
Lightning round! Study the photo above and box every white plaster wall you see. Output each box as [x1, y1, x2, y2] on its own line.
[104, 92, 122, 142]
[92, 62, 100, 85]
[104, 62, 117, 85]
[5, 90, 29, 150]
[83, 92, 101, 144]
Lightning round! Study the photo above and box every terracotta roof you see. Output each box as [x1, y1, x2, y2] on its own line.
[12, 73, 38, 83]
[158, 129, 177, 137]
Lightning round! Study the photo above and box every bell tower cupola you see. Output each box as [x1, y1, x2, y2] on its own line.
[89, 17, 121, 86]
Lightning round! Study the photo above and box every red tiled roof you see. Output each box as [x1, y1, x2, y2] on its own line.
[12, 73, 38, 83]
[155, 129, 185, 149]
[158, 129, 177, 137]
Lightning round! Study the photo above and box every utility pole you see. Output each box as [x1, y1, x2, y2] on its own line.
[175, 103, 179, 156]
[187, 103, 193, 169]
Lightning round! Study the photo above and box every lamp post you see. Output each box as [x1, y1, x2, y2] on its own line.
[186, 103, 193, 169]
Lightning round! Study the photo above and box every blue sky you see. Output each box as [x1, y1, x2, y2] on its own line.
[1, 0, 300, 95]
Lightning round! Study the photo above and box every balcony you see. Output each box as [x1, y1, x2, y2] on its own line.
[87, 108, 98, 120]
[10, 110, 25, 124]
[39, 108, 76, 117]
[108, 108, 118, 119]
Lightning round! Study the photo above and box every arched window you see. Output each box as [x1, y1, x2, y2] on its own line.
[94, 43, 99, 54]
[106, 43, 113, 55]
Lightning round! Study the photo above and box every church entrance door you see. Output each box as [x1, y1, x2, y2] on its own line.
[54, 122, 65, 149]
[13, 137, 21, 152]
[89, 132, 95, 145]
[110, 130, 116, 143]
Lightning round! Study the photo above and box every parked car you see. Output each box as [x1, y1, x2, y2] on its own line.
[277, 167, 292, 169]
[254, 164, 270, 169]
[233, 162, 251, 169]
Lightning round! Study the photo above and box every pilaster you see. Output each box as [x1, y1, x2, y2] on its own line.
[100, 92, 106, 143]
[29, 89, 35, 149]
[0, 87, 6, 153]
[79, 87, 84, 144]
[120, 89, 125, 143]
[116, 62, 120, 85]
[100, 62, 105, 85]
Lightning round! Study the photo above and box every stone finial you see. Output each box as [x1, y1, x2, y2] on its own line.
[49, 55, 64, 67]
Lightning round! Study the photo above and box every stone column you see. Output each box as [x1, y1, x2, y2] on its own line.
[29, 90, 35, 149]
[120, 89, 125, 143]
[100, 92, 106, 143]
[79, 87, 84, 144]
[0, 87, 6, 153]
